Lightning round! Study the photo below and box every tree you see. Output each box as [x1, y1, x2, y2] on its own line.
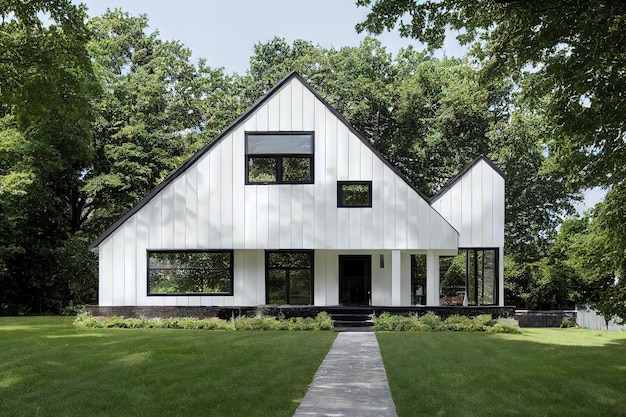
[242, 39, 578, 297]
[357, 0, 626, 183]
[83, 9, 212, 236]
[357, 0, 626, 309]
[0, 0, 97, 314]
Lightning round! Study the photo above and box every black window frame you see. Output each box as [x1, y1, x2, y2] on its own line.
[337, 181, 372, 207]
[245, 132, 314, 185]
[147, 250, 234, 296]
[439, 248, 499, 306]
[265, 250, 314, 305]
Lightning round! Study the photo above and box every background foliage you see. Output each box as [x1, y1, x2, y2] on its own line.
[0, 1, 622, 318]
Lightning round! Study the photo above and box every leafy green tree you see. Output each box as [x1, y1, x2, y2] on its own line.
[356, 0, 626, 310]
[0, 0, 97, 314]
[83, 9, 206, 235]
[567, 189, 626, 322]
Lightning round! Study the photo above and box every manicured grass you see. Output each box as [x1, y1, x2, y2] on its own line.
[378, 328, 626, 417]
[0, 317, 336, 417]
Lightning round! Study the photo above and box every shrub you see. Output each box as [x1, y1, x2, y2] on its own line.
[372, 312, 402, 331]
[75, 311, 334, 331]
[371, 312, 522, 333]
[485, 318, 523, 334]
[443, 314, 474, 331]
[560, 319, 577, 328]
[471, 314, 494, 331]
[419, 311, 444, 331]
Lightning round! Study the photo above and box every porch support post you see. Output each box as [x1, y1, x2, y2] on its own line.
[391, 250, 401, 306]
[426, 250, 439, 306]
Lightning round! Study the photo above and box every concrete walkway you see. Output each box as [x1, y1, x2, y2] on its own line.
[293, 332, 398, 417]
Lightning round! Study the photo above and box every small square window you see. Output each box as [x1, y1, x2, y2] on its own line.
[338, 181, 372, 207]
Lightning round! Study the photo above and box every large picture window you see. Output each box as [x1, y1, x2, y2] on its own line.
[148, 251, 233, 296]
[439, 248, 498, 306]
[265, 251, 313, 305]
[246, 132, 314, 184]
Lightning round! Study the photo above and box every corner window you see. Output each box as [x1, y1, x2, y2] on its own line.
[337, 181, 372, 207]
[411, 254, 427, 305]
[246, 132, 314, 184]
[148, 251, 233, 296]
[439, 248, 498, 306]
[266, 251, 313, 305]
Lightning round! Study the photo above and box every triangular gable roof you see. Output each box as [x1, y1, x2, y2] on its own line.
[90, 71, 452, 250]
[429, 155, 506, 204]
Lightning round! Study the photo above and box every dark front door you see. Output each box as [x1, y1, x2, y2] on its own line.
[339, 255, 371, 306]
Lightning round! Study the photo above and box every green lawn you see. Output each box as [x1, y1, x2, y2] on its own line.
[0, 317, 336, 417]
[378, 328, 626, 417]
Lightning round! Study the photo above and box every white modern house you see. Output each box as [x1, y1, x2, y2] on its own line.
[89, 72, 505, 309]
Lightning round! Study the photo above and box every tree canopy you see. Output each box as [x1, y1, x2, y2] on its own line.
[357, 0, 626, 319]
[0, 2, 619, 315]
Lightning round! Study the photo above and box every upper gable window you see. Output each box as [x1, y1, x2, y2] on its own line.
[246, 132, 314, 184]
[337, 181, 372, 207]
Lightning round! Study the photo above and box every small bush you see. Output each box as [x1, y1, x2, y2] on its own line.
[443, 314, 474, 331]
[75, 311, 334, 331]
[419, 312, 444, 331]
[485, 318, 523, 334]
[560, 319, 577, 328]
[472, 314, 494, 331]
[371, 312, 521, 333]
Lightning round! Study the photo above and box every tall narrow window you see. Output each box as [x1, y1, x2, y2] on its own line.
[266, 251, 313, 305]
[148, 251, 233, 296]
[411, 254, 427, 305]
[246, 132, 314, 184]
[439, 249, 498, 305]
[337, 181, 372, 207]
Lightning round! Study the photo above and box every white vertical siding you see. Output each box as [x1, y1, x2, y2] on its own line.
[98, 240, 113, 306]
[430, 158, 505, 306]
[96, 77, 461, 307]
[431, 159, 505, 248]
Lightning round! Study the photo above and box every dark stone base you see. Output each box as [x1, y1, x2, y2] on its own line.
[85, 305, 515, 320]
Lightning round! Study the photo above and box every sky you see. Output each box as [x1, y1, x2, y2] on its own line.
[73, 0, 604, 212]
[73, 0, 466, 74]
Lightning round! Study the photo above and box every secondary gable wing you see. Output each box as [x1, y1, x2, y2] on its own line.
[430, 155, 505, 248]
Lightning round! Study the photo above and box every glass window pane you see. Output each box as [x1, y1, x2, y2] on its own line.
[248, 157, 277, 183]
[148, 252, 232, 295]
[411, 254, 427, 305]
[289, 270, 312, 305]
[439, 253, 466, 305]
[268, 252, 311, 268]
[266, 251, 313, 305]
[247, 134, 313, 155]
[268, 269, 287, 304]
[339, 183, 371, 207]
[467, 250, 477, 305]
[281, 157, 311, 182]
[482, 250, 496, 305]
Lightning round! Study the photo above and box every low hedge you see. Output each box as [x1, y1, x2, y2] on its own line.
[372, 312, 522, 333]
[75, 311, 334, 331]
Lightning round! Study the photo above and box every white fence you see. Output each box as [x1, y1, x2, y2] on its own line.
[576, 305, 626, 331]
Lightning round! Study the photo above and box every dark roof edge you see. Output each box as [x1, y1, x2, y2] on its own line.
[89, 71, 301, 251]
[429, 155, 506, 204]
